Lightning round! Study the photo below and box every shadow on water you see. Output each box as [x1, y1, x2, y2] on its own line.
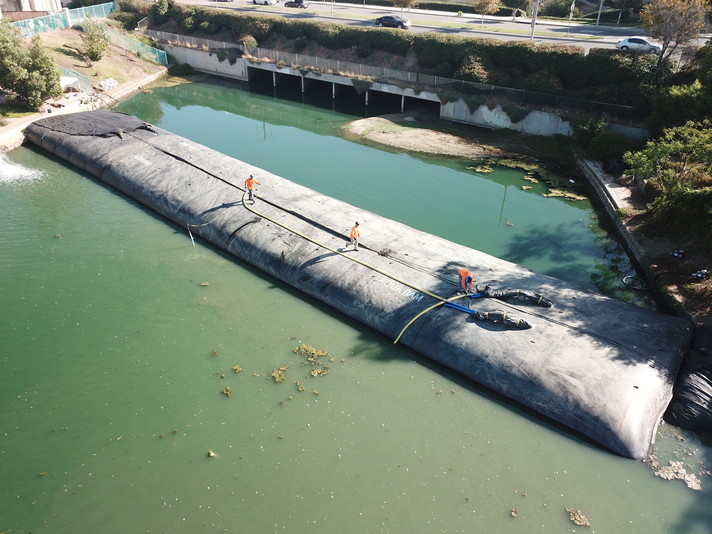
[500, 218, 657, 307]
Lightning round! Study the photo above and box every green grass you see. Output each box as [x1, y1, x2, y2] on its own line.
[0, 100, 36, 120]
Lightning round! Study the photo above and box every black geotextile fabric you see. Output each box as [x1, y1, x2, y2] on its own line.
[33, 110, 154, 137]
[665, 326, 712, 430]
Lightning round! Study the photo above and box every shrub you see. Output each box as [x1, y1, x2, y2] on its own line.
[541, 0, 578, 17]
[572, 117, 608, 147]
[80, 17, 109, 61]
[517, 70, 564, 94]
[454, 54, 492, 83]
[586, 130, 634, 161]
[240, 35, 258, 48]
[151, 0, 175, 25]
[647, 188, 712, 248]
[498, 102, 531, 123]
[294, 36, 308, 52]
[109, 11, 144, 31]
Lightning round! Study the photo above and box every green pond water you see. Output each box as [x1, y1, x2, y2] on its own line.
[1, 76, 710, 533]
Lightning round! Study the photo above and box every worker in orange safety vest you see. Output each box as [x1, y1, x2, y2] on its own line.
[458, 268, 474, 293]
[348, 222, 360, 251]
[244, 174, 260, 202]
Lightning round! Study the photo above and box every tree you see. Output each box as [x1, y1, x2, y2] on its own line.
[471, 0, 500, 26]
[623, 119, 712, 194]
[0, 19, 62, 109]
[23, 35, 63, 108]
[80, 17, 110, 62]
[640, 0, 710, 68]
[390, 0, 418, 16]
[646, 79, 712, 134]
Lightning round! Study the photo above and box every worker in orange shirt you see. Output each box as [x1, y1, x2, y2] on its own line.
[458, 268, 474, 294]
[348, 222, 360, 251]
[244, 174, 260, 202]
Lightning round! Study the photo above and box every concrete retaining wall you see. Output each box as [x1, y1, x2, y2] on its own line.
[165, 47, 578, 136]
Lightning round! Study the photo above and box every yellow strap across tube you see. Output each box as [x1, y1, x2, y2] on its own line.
[241, 191, 466, 344]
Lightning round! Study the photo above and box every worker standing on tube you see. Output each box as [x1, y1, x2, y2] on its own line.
[348, 222, 360, 252]
[245, 174, 260, 202]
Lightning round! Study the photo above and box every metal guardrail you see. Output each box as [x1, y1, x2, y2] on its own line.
[146, 30, 647, 123]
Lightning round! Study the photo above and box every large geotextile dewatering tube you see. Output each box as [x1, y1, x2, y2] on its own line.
[25, 111, 693, 459]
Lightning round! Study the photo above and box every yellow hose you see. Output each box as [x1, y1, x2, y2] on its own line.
[241, 191, 465, 344]
[393, 293, 470, 344]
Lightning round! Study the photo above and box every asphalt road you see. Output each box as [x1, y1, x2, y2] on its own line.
[177, 0, 646, 50]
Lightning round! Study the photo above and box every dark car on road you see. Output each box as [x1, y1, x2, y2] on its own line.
[375, 15, 411, 29]
[285, 0, 308, 7]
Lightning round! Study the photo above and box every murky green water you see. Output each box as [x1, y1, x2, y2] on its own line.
[1, 77, 710, 533]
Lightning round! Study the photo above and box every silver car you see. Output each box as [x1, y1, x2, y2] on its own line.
[615, 37, 662, 54]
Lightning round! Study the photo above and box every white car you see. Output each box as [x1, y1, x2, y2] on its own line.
[253, 0, 278, 4]
[615, 37, 662, 54]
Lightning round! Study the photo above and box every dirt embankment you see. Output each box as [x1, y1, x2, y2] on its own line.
[37, 27, 166, 92]
[343, 115, 509, 158]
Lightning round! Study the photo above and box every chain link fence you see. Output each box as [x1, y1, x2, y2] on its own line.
[58, 66, 93, 94]
[104, 26, 168, 65]
[11, 2, 116, 37]
[11, 4, 167, 66]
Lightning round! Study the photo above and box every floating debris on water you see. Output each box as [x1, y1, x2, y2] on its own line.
[294, 344, 329, 362]
[542, 188, 588, 201]
[211, 350, 219, 357]
[269, 366, 289, 383]
[653, 460, 703, 490]
[510, 508, 517, 517]
[466, 164, 494, 173]
[565, 507, 591, 527]
[221, 386, 233, 397]
[232, 365, 243, 373]
[293, 344, 332, 374]
[296, 381, 305, 392]
[208, 450, 217, 458]
[200, 282, 210, 286]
